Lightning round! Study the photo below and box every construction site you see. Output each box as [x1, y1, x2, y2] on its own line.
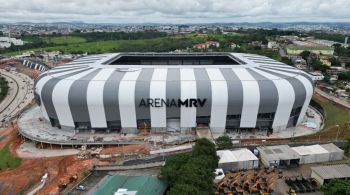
[0, 57, 350, 195]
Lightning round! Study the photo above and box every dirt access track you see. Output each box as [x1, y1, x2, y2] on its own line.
[0, 126, 94, 194]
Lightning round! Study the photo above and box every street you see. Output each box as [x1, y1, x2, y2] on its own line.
[0, 69, 34, 127]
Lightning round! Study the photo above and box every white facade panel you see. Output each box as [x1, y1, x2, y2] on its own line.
[251, 68, 295, 131]
[35, 68, 90, 121]
[233, 68, 260, 128]
[206, 69, 228, 133]
[118, 70, 141, 129]
[180, 69, 197, 129]
[52, 68, 96, 127]
[87, 69, 115, 128]
[150, 69, 167, 128]
[259, 67, 313, 125]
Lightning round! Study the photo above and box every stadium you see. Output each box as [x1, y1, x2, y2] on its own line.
[34, 53, 314, 134]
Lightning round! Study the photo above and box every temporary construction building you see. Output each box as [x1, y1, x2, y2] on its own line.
[257, 145, 300, 168]
[292, 144, 330, 164]
[217, 148, 259, 171]
[320, 143, 344, 161]
[311, 164, 350, 185]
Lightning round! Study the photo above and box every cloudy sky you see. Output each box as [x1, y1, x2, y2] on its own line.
[1, 0, 350, 23]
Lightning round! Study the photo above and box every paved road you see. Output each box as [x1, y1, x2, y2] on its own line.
[279, 46, 287, 57]
[0, 72, 18, 114]
[315, 88, 350, 110]
[0, 69, 34, 127]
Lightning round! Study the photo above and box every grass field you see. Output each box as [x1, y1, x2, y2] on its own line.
[315, 95, 349, 129]
[294, 95, 350, 141]
[1, 37, 175, 56]
[43, 36, 86, 44]
[0, 144, 22, 170]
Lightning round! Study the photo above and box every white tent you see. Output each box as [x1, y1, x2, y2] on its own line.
[217, 148, 258, 171]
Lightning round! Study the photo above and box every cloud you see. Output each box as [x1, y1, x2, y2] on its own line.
[0, 0, 349, 23]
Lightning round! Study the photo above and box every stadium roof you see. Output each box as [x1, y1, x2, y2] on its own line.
[43, 52, 313, 82]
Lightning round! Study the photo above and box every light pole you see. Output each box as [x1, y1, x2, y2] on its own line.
[336, 125, 340, 141]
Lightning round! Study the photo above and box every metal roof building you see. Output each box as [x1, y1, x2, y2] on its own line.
[292, 143, 344, 164]
[321, 143, 344, 161]
[311, 164, 350, 185]
[34, 52, 314, 134]
[292, 144, 330, 164]
[93, 175, 167, 195]
[257, 145, 300, 168]
[217, 148, 259, 171]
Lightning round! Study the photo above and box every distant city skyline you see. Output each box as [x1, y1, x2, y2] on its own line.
[0, 0, 350, 23]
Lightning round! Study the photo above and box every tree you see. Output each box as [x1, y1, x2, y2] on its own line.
[215, 135, 233, 150]
[161, 138, 218, 194]
[175, 157, 215, 195]
[167, 184, 200, 195]
[160, 153, 190, 187]
[338, 72, 350, 81]
[310, 58, 329, 72]
[330, 57, 341, 67]
[192, 138, 219, 169]
[344, 136, 350, 154]
[300, 50, 311, 61]
[345, 61, 350, 68]
[280, 57, 293, 65]
[321, 179, 350, 195]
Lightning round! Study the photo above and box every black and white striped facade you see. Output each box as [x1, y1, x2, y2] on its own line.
[34, 53, 314, 134]
[22, 60, 47, 72]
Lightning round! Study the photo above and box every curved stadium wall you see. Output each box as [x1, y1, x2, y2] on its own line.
[34, 53, 314, 134]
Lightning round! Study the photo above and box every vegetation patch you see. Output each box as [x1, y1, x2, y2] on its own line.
[321, 179, 350, 195]
[314, 96, 349, 129]
[0, 144, 22, 170]
[294, 95, 350, 141]
[43, 36, 86, 44]
[161, 138, 218, 195]
[0, 76, 9, 102]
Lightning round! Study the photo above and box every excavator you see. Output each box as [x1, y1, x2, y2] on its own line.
[249, 178, 263, 194]
[216, 171, 235, 192]
[230, 172, 241, 187]
[242, 173, 254, 191]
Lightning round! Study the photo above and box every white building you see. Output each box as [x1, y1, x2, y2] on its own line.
[267, 41, 278, 49]
[217, 148, 259, 171]
[309, 72, 324, 81]
[0, 36, 24, 48]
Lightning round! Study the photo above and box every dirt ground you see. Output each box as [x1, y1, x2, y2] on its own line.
[0, 126, 94, 194]
[100, 144, 150, 155]
[0, 60, 41, 79]
[0, 124, 154, 195]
